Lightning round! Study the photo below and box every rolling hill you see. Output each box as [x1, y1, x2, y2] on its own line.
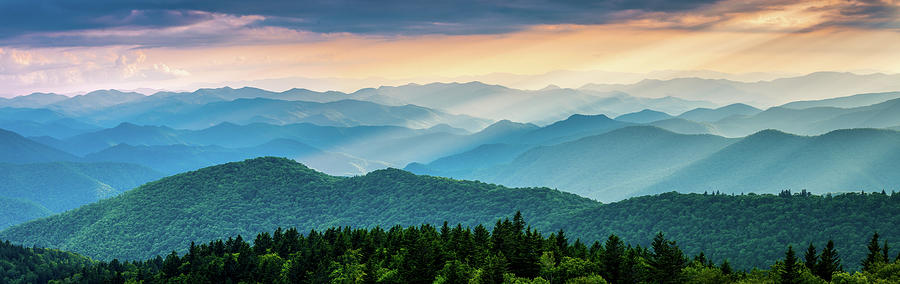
[0, 162, 163, 213]
[470, 126, 735, 201]
[713, 97, 900, 137]
[351, 81, 714, 123]
[0, 128, 79, 163]
[84, 139, 389, 175]
[0, 157, 596, 261]
[0, 92, 68, 108]
[92, 97, 492, 132]
[677, 103, 761, 123]
[643, 128, 900, 195]
[615, 109, 673, 123]
[581, 72, 900, 106]
[780, 91, 900, 109]
[0, 197, 52, 230]
[418, 127, 900, 202]
[2, 157, 899, 271]
[648, 118, 718, 135]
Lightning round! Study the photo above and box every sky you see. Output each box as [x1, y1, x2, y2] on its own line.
[0, 0, 899, 97]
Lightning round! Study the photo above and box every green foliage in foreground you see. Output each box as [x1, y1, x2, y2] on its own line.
[5, 214, 900, 284]
[0, 240, 93, 284]
[563, 190, 900, 271]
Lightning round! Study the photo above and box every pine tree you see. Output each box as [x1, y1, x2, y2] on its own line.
[648, 232, 686, 283]
[817, 240, 841, 282]
[781, 246, 800, 284]
[720, 259, 732, 276]
[803, 243, 818, 272]
[882, 240, 890, 264]
[601, 234, 625, 284]
[162, 251, 181, 278]
[863, 232, 883, 272]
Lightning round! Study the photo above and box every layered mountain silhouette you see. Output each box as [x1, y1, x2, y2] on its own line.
[615, 109, 673, 123]
[0, 128, 79, 163]
[416, 127, 900, 202]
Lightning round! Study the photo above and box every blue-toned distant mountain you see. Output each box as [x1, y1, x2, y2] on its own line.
[648, 118, 719, 135]
[677, 103, 762, 123]
[468, 126, 735, 201]
[405, 143, 535, 178]
[581, 72, 900, 106]
[415, 126, 900, 202]
[615, 109, 673, 123]
[641, 128, 900, 196]
[516, 114, 633, 144]
[0, 128, 79, 163]
[90, 97, 491, 132]
[39, 121, 460, 172]
[3, 87, 491, 132]
[84, 139, 388, 176]
[714, 97, 900, 137]
[404, 113, 730, 177]
[46, 90, 146, 115]
[352, 81, 715, 123]
[780, 91, 900, 109]
[0, 197, 52, 230]
[0, 118, 100, 139]
[0, 93, 68, 108]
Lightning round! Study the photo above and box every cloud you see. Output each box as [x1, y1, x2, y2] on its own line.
[0, 0, 725, 47]
[0, 47, 192, 96]
[1, 0, 896, 48]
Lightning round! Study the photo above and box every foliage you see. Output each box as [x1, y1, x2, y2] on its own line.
[5, 216, 900, 283]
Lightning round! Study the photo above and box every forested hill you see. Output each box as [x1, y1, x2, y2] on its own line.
[5, 214, 900, 283]
[2, 157, 899, 271]
[0, 157, 596, 261]
[563, 191, 900, 271]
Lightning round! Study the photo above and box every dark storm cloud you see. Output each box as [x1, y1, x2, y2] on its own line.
[1, 0, 897, 47]
[0, 0, 723, 47]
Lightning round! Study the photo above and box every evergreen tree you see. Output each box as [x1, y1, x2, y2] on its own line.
[720, 259, 732, 276]
[862, 232, 883, 271]
[601, 234, 625, 284]
[781, 246, 800, 284]
[253, 232, 273, 255]
[803, 243, 817, 272]
[817, 240, 841, 281]
[648, 232, 686, 284]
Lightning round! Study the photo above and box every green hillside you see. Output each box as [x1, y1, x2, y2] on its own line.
[16, 213, 900, 283]
[3, 157, 900, 272]
[0, 162, 163, 212]
[0, 157, 594, 261]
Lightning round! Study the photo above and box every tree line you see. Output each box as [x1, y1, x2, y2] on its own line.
[3, 212, 900, 283]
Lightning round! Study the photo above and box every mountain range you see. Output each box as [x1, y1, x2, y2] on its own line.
[411, 126, 900, 202]
[4, 83, 900, 205]
[580, 72, 900, 106]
